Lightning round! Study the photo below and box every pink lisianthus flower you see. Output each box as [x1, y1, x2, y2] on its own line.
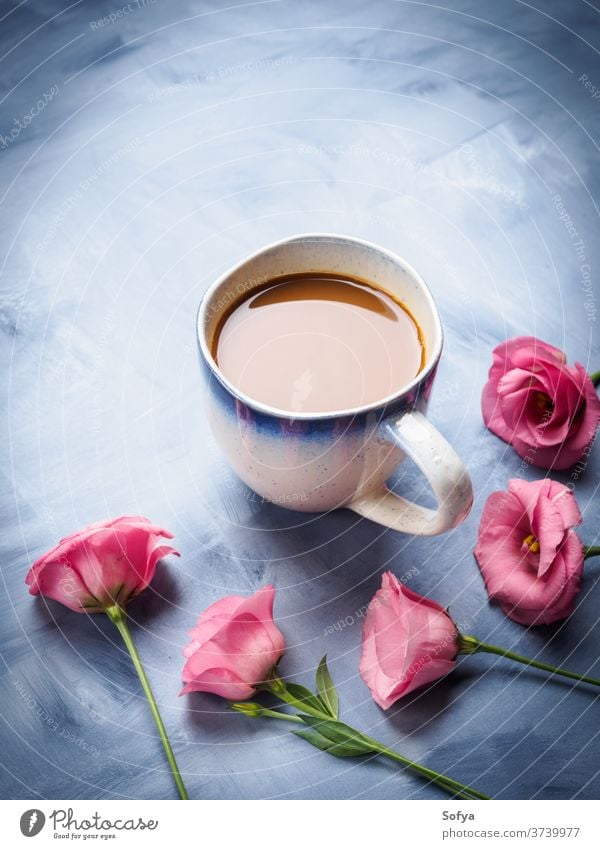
[474, 479, 584, 625]
[359, 572, 459, 709]
[26, 516, 179, 613]
[181, 585, 286, 700]
[26, 517, 187, 799]
[481, 336, 600, 470]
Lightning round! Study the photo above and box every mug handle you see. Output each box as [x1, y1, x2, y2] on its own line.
[348, 410, 473, 535]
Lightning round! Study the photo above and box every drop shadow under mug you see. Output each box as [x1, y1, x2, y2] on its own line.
[197, 234, 473, 535]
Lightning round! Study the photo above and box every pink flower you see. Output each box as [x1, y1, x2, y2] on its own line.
[181, 585, 286, 700]
[359, 572, 459, 709]
[481, 336, 600, 470]
[474, 478, 584, 625]
[26, 516, 178, 613]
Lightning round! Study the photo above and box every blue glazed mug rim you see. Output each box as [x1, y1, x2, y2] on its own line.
[196, 233, 443, 421]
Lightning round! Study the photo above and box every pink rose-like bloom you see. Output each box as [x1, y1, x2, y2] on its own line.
[481, 336, 600, 470]
[181, 585, 286, 700]
[26, 516, 178, 613]
[474, 478, 584, 626]
[359, 572, 459, 710]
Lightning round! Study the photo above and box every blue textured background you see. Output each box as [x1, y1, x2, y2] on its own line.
[1, 0, 599, 800]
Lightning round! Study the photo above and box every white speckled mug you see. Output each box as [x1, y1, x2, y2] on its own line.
[197, 234, 473, 535]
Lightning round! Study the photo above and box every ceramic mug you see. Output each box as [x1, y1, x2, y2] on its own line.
[197, 234, 473, 535]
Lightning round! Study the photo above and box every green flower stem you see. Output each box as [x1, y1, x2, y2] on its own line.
[230, 702, 304, 723]
[263, 710, 303, 722]
[106, 605, 189, 800]
[264, 676, 332, 720]
[262, 678, 488, 801]
[590, 370, 600, 387]
[353, 732, 488, 800]
[460, 635, 600, 688]
[584, 545, 600, 560]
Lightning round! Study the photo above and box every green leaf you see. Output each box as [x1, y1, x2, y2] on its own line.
[229, 701, 264, 717]
[297, 715, 375, 755]
[285, 683, 328, 715]
[293, 729, 374, 758]
[315, 655, 339, 719]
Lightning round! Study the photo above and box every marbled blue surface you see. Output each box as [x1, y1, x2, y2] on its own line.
[1, 0, 599, 800]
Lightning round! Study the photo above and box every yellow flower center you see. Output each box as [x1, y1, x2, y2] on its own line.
[523, 533, 540, 554]
[534, 392, 553, 414]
